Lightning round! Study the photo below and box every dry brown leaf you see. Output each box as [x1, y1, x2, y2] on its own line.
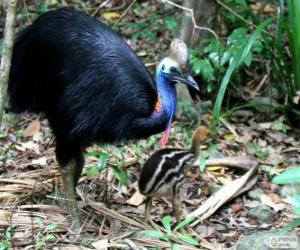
[127, 190, 144, 206]
[23, 120, 41, 137]
[250, 3, 276, 13]
[260, 194, 285, 212]
[31, 157, 47, 166]
[267, 193, 282, 204]
[16, 141, 40, 154]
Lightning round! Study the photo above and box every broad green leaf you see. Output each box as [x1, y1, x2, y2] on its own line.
[15, 130, 23, 137]
[211, 18, 272, 135]
[294, 207, 300, 214]
[272, 166, 300, 184]
[171, 243, 181, 250]
[162, 215, 172, 233]
[85, 152, 108, 176]
[142, 230, 169, 241]
[38, 0, 48, 13]
[45, 234, 56, 240]
[111, 166, 128, 186]
[0, 240, 10, 250]
[34, 217, 42, 225]
[228, 28, 248, 45]
[192, 59, 215, 81]
[0, 131, 8, 139]
[278, 218, 300, 233]
[177, 234, 198, 245]
[165, 17, 177, 34]
[45, 224, 56, 231]
[291, 194, 300, 208]
[198, 153, 207, 173]
[174, 216, 195, 232]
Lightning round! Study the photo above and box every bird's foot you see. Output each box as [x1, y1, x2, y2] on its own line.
[66, 216, 94, 245]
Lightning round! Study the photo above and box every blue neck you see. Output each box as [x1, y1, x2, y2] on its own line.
[154, 71, 177, 125]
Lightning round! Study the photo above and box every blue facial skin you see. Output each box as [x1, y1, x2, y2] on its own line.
[154, 70, 177, 130]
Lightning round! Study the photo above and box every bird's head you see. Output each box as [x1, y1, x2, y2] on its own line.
[156, 38, 199, 91]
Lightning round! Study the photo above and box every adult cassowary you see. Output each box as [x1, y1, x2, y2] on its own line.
[8, 8, 199, 232]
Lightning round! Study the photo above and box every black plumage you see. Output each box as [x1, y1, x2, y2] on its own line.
[8, 8, 199, 234]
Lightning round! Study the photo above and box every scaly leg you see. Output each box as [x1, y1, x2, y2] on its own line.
[60, 159, 82, 235]
[144, 197, 153, 223]
[173, 190, 189, 234]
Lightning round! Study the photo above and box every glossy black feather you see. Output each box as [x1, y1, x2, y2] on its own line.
[8, 8, 168, 167]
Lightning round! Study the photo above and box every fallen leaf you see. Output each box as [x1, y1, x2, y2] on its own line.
[16, 141, 40, 154]
[232, 203, 243, 213]
[102, 11, 120, 21]
[92, 239, 109, 249]
[23, 120, 41, 137]
[260, 194, 285, 212]
[31, 157, 47, 166]
[127, 190, 144, 206]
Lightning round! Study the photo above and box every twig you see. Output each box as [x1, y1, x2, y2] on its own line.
[161, 0, 219, 41]
[113, 0, 137, 29]
[0, 0, 18, 127]
[92, 0, 112, 17]
[22, 0, 31, 24]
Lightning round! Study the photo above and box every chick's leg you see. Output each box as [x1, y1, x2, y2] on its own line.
[144, 197, 153, 223]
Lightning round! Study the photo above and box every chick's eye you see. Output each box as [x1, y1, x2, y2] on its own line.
[170, 67, 176, 73]
[162, 65, 165, 71]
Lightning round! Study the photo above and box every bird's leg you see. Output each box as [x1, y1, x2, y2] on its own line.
[172, 194, 188, 234]
[172, 195, 182, 224]
[60, 159, 82, 235]
[144, 197, 153, 223]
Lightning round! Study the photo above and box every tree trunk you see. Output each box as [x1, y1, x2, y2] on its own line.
[176, 0, 217, 103]
[0, 0, 18, 128]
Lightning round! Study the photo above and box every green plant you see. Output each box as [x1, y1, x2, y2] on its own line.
[84, 150, 128, 186]
[34, 217, 56, 249]
[142, 215, 197, 249]
[272, 166, 300, 231]
[0, 225, 14, 250]
[210, 19, 271, 134]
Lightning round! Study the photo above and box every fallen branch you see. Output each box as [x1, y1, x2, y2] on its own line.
[188, 157, 259, 227]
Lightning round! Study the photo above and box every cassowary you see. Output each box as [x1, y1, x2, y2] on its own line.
[8, 8, 199, 232]
[139, 126, 209, 226]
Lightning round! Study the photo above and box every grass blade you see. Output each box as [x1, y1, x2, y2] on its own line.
[211, 19, 272, 135]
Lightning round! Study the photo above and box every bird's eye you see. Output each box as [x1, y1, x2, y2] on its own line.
[170, 67, 176, 73]
[162, 65, 165, 71]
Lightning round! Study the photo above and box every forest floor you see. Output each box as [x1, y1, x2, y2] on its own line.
[0, 110, 299, 249]
[1, 0, 300, 249]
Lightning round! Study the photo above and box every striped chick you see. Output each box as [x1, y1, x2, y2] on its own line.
[139, 126, 209, 223]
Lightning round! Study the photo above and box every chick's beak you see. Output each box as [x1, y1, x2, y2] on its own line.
[170, 72, 199, 91]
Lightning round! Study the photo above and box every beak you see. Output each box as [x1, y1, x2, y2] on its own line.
[169, 72, 199, 91]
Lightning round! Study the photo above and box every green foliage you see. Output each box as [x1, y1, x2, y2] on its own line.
[34, 217, 56, 249]
[286, 0, 300, 94]
[0, 225, 14, 250]
[272, 166, 300, 220]
[38, 0, 48, 14]
[272, 166, 300, 185]
[142, 215, 198, 248]
[111, 165, 128, 185]
[210, 19, 271, 134]
[85, 151, 108, 176]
